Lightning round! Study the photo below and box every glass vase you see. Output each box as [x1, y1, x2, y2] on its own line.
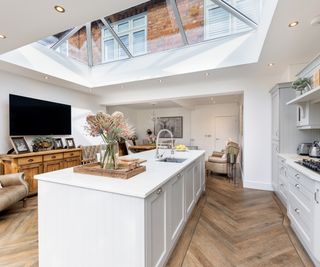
[100, 141, 119, 170]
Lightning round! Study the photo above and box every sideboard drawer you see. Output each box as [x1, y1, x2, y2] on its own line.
[64, 151, 81, 159]
[287, 166, 315, 193]
[18, 156, 42, 165]
[43, 153, 63, 162]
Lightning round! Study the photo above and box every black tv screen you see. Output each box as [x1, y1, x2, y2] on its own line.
[9, 94, 71, 135]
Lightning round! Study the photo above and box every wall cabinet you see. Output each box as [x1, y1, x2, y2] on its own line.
[0, 148, 82, 195]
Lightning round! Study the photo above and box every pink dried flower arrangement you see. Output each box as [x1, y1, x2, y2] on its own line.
[86, 111, 135, 142]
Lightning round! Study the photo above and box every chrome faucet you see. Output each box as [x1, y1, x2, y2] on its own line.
[155, 129, 175, 159]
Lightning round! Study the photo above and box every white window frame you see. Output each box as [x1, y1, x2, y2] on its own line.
[204, 0, 253, 40]
[56, 41, 69, 56]
[102, 13, 147, 62]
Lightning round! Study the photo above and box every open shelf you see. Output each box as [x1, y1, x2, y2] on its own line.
[287, 86, 320, 105]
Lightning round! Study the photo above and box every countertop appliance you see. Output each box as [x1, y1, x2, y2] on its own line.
[296, 159, 320, 174]
[297, 143, 312, 155]
[309, 141, 320, 158]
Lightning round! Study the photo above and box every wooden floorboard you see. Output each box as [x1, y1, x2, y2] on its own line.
[0, 174, 314, 267]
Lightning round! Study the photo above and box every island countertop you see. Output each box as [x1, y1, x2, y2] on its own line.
[35, 149, 205, 198]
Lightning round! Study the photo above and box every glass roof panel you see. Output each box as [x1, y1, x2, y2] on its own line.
[38, 0, 261, 66]
[56, 26, 89, 64]
[224, 0, 261, 23]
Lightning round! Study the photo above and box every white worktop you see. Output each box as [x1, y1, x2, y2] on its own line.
[279, 153, 320, 182]
[35, 149, 205, 198]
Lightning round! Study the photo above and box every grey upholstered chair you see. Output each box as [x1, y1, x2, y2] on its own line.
[0, 173, 29, 212]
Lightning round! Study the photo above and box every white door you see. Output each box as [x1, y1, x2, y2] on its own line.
[190, 107, 215, 157]
[215, 116, 238, 152]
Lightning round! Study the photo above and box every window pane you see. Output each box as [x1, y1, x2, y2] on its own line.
[119, 35, 129, 58]
[104, 39, 115, 61]
[207, 6, 230, 39]
[118, 22, 129, 32]
[133, 16, 146, 28]
[133, 30, 146, 55]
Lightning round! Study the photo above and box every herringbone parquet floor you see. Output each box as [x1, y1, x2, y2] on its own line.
[167, 175, 314, 267]
[0, 174, 313, 267]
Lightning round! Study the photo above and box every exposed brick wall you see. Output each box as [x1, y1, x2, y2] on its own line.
[67, 0, 205, 63]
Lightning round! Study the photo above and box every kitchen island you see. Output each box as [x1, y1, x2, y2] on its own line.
[35, 149, 205, 267]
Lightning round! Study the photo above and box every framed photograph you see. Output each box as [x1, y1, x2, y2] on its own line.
[65, 138, 75, 149]
[156, 116, 183, 138]
[10, 137, 30, 154]
[54, 138, 64, 149]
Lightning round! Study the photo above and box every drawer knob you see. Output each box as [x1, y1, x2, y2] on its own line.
[177, 173, 182, 178]
[28, 159, 34, 163]
[295, 174, 300, 179]
[156, 188, 162, 195]
[295, 184, 300, 189]
[52, 156, 56, 159]
[280, 183, 284, 187]
[294, 208, 300, 214]
[70, 153, 74, 156]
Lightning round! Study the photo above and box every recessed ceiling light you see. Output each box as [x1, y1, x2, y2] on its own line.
[159, 79, 162, 83]
[44, 76, 49, 80]
[205, 72, 209, 77]
[268, 63, 275, 67]
[288, 21, 299, 28]
[311, 15, 320, 26]
[54, 5, 65, 13]
[0, 34, 6, 39]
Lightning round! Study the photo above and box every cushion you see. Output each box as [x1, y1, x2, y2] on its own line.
[208, 156, 227, 163]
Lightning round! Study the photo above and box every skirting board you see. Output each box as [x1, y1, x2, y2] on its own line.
[243, 180, 273, 191]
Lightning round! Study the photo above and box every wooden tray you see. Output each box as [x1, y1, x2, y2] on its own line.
[73, 160, 146, 179]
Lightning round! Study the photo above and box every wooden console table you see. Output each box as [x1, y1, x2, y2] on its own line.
[0, 148, 82, 195]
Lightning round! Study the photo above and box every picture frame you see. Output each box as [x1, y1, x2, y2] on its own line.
[10, 137, 30, 154]
[65, 138, 75, 149]
[156, 116, 183, 138]
[53, 138, 64, 149]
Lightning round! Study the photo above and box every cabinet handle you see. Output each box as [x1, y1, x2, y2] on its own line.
[295, 184, 300, 189]
[294, 208, 300, 214]
[156, 188, 162, 195]
[280, 183, 284, 187]
[315, 189, 319, 204]
[28, 159, 34, 163]
[52, 156, 56, 159]
[295, 174, 300, 179]
[177, 173, 182, 178]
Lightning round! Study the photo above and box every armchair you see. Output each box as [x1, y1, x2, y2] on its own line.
[0, 173, 29, 212]
[205, 141, 240, 176]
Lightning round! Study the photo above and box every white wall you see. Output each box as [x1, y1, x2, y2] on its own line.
[0, 70, 103, 153]
[98, 64, 287, 191]
[109, 103, 240, 157]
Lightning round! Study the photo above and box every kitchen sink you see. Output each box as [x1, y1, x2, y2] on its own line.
[157, 157, 187, 163]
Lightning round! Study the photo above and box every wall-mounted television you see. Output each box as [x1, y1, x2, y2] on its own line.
[9, 94, 71, 136]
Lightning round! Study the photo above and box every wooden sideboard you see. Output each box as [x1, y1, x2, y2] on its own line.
[0, 148, 82, 195]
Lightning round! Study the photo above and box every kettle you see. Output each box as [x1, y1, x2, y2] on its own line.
[309, 141, 320, 158]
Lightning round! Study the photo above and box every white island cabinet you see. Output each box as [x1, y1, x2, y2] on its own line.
[35, 150, 205, 267]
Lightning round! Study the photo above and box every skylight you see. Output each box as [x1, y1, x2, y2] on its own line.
[40, 0, 262, 67]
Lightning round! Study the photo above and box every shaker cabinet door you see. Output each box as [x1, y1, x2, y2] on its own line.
[168, 173, 184, 245]
[146, 185, 167, 267]
[194, 161, 202, 200]
[185, 166, 194, 219]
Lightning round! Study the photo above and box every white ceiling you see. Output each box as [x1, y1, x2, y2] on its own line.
[0, 0, 319, 104]
[0, 0, 146, 54]
[115, 93, 243, 110]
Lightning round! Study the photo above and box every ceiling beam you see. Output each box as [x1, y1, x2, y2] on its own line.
[51, 26, 82, 50]
[100, 17, 133, 58]
[169, 0, 189, 45]
[210, 0, 258, 29]
[86, 22, 93, 67]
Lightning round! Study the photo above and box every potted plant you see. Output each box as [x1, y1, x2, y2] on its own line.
[292, 78, 312, 95]
[86, 111, 134, 170]
[32, 137, 54, 152]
